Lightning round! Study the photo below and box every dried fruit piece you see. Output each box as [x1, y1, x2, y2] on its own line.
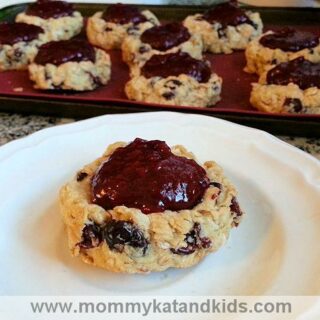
[76, 171, 88, 182]
[78, 223, 103, 249]
[171, 223, 211, 255]
[230, 196, 243, 227]
[104, 220, 148, 254]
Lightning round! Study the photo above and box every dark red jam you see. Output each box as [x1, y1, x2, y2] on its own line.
[266, 57, 320, 90]
[259, 28, 319, 52]
[91, 138, 210, 214]
[34, 39, 95, 65]
[141, 52, 211, 83]
[0, 22, 44, 46]
[25, 0, 75, 19]
[102, 3, 147, 25]
[140, 23, 191, 51]
[202, 0, 252, 28]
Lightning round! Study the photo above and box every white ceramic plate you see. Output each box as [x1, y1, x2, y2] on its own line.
[0, 112, 319, 296]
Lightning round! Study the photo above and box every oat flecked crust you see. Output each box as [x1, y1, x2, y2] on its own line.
[86, 10, 159, 50]
[59, 142, 243, 274]
[250, 70, 320, 114]
[183, 10, 263, 54]
[125, 73, 222, 108]
[245, 31, 320, 75]
[16, 11, 83, 41]
[28, 48, 111, 91]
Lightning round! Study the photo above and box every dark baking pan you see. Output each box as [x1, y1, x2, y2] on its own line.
[0, 2, 319, 137]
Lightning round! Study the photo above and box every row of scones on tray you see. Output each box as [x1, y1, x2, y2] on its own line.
[0, 0, 319, 114]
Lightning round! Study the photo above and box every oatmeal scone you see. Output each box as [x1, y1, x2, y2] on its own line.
[250, 57, 320, 114]
[86, 3, 159, 50]
[122, 22, 203, 69]
[29, 39, 111, 91]
[16, 0, 83, 41]
[59, 138, 244, 273]
[245, 28, 320, 75]
[125, 52, 222, 108]
[183, 0, 263, 54]
[0, 22, 47, 71]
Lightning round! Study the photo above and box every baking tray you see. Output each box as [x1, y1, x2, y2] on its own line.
[0, 2, 319, 137]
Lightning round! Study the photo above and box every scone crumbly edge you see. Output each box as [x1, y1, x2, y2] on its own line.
[28, 48, 111, 91]
[59, 142, 243, 273]
[125, 73, 222, 108]
[245, 31, 320, 75]
[183, 10, 263, 54]
[16, 11, 83, 41]
[86, 10, 159, 50]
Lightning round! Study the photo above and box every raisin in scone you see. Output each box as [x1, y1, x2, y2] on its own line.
[125, 52, 222, 108]
[122, 22, 203, 69]
[16, 0, 83, 41]
[250, 57, 320, 114]
[183, 0, 263, 54]
[0, 22, 47, 71]
[245, 28, 320, 75]
[29, 39, 111, 91]
[59, 138, 244, 273]
[86, 3, 159, 50]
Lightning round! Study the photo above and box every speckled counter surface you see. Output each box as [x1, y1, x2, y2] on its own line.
[0, 112, 319, 160]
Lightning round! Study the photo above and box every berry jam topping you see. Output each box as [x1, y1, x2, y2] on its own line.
[78, 224, 103, 249]
[141, 52, 212, 83]
[25, 0, 75, 19]
[104, 220, 148, 253]
[91, 138, 210, 214]
[34, 39, 95, 65]
[202, 0, 252, 28]
[266, 57, 320, 90]
[140, 23, 191, 51]
[171, 223, 211, 255]
[0, 22, 44, 46]
[259, 28, 319, 52]
[102, 3, 147, 25]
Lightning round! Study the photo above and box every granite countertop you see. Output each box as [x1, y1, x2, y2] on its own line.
[0, 112, 319, 160]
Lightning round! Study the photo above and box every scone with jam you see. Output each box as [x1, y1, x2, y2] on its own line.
[0, 22, 47, 71]
[59, 138, 244, 273]
[245, 28, 320, 75]
[86, 3, 159, 50]
[29, 39, 111, 91]
[125, 52, 222, 108]
[16, 0, 83, 41]
[122, 22, 203, 70]
[183, 0, 263, 54]
[250, 57, 320, 114]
